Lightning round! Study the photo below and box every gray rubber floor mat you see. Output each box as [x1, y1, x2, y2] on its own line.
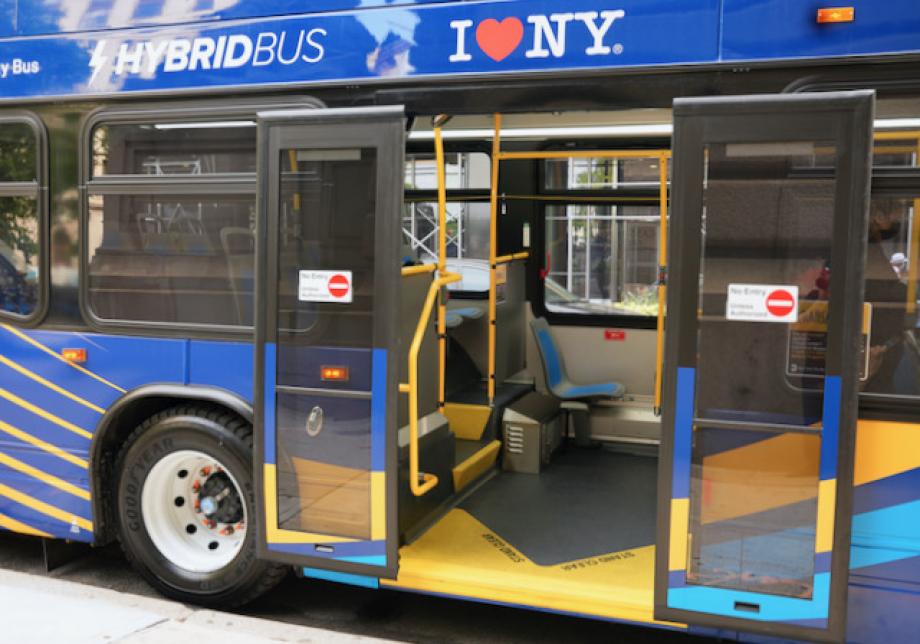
[459, 446, 658, 566]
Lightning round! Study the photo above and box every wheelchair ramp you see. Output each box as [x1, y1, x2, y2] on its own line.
[385, 449, 674, 626]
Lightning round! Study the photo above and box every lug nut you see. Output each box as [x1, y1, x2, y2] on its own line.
[200, 466, 211, 477]
[192, 481, 200, 492]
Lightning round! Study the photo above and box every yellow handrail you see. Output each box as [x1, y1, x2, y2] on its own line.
[400, 271, 461, 496]
[401, 264, 437, 277]
[495, 251, 530, 265]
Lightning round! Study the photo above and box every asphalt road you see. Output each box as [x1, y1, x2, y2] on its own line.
[0, 531, 713, 643]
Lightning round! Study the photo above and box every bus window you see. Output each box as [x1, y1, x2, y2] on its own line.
[404, 151, 490, 190]
[862, 196, 920, 396]
[92, 122, 256, 176]
[0, 121, 41, 320]
[544, 203, 660, 317]
[544, 155, 668, 190]
[85, 119, 257, 328]
[403, 151, 491, 294]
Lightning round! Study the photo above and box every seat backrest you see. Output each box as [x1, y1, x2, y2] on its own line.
[530, 317, 567, 394]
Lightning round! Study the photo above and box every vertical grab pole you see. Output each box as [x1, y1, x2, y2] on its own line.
[433, 116, 449, 409]
[488, 113, 502, 405]
[654, 151, 669, 414]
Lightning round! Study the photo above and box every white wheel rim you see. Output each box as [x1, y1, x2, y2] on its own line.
[141, 449, 247, 574]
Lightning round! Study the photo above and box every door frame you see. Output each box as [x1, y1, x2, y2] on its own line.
[654, 91, 875, 642]
[253, 105, 405, 579]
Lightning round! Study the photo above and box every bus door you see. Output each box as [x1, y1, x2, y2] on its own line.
[655, 92, 874, 642]
[254, 106, 404, 578]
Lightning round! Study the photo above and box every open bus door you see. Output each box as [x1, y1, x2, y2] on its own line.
[253, 106, 404, 579]
[655, 92, 874, 642]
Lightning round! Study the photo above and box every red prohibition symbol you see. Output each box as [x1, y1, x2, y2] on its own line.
[327, 273, 350, 299]
[765, 289, 795, 318]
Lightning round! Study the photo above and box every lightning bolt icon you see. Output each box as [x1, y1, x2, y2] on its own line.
[89, 41, 108, 85]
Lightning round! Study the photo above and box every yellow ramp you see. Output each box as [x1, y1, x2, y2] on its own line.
[383, 509, 680, 627]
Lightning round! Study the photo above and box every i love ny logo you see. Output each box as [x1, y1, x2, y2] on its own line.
[449, 10, 626, 63]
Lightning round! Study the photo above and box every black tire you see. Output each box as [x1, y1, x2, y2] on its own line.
[115, 404, 287, 607]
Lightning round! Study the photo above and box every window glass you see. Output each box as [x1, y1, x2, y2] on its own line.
[404, 152, 490, 190]
[544, 204, 659, 316]
[277, 147, 377, 345]
[0, 123, 37, 182]
[862, 195, 920, 397]
[0, 196, 39, 316]
[92, 122, 256, 176]
[544, 156, 667, 191]
[874, 134, 919, 167]
[85, 193, 255, 326]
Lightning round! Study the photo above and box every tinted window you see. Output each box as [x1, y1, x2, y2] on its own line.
[0, 120, 41, 320]
[86, 192, 255, 326]
[0, 123, 37, 182]
[544, 204, 660, 317]
[92, 122, 256, 176]
[862, 195, 920, 397]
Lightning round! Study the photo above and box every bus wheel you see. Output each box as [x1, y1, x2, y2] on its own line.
[115, 404, 286, 607]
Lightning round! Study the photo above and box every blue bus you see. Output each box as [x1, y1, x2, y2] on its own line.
[0, 1, 918, 642]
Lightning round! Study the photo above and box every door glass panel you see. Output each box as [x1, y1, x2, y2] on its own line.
[688, 427, 820, 598]
[696, 142, 837, 426]
[689, 141, 837, 600]
[274, 146, 378, 539]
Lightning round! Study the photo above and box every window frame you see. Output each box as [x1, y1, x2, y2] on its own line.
[78, 98, 321, 337]
[531, 144, 665, 330]
[0, 112, 48, 327]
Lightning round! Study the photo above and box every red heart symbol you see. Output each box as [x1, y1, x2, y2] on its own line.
[476, 17, 524, 62]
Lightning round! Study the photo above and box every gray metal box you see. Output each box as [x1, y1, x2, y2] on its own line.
[502, 392, 562, 474]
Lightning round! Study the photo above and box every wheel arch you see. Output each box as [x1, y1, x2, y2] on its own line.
[90, 384, 253, 545]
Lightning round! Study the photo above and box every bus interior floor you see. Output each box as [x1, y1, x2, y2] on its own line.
[384, 446, 671, 626]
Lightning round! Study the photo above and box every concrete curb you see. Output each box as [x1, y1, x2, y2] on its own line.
[0, 569, 395, 643]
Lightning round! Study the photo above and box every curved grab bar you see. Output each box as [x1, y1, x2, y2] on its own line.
[400, 271, 462, 496]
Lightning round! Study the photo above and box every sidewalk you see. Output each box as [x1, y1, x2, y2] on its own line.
[0, 569, 396, 643]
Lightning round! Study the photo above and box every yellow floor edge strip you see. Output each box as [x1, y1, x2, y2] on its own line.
[452, 440, 501, 491]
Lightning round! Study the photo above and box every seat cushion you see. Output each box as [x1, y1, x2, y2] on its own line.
[556, 381, 625, 400]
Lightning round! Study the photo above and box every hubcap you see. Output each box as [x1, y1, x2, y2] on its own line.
[141, 450, 247, 573]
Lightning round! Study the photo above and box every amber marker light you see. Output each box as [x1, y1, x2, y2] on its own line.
[320, 366, 349, 382]
[817, 7, 855, 23]
[61, 348, 87, 364]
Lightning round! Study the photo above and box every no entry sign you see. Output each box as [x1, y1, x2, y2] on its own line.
[299, 270, 354, 304]
[726, 284, 799, 323]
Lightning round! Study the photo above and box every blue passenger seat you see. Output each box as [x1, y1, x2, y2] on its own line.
[530, 317, 625, 446]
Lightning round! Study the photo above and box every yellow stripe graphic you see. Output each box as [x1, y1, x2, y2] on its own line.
[0, 388, 92, 440]
[0, 419, 88, 469]
[0, 450, 89, 501]
[0, 355, 105, 414]
[0, 482, 92, 532]
[1, 324, 125, 393]
[0, 511, 51, 538]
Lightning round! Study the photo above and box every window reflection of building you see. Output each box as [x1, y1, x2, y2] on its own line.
[543, 156, 664, 318]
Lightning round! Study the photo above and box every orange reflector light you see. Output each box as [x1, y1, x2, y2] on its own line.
[817, 7, 854, 23]
[61, 348, 87, 364]
[320, 366, 349, 382]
